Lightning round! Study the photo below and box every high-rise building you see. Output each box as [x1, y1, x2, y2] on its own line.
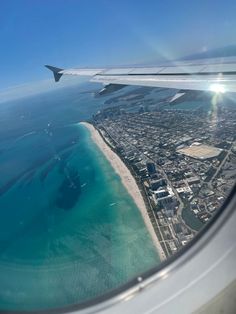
[146, 162, 156, 176]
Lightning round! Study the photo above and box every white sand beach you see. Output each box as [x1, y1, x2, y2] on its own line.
[81, 122, 166, 261]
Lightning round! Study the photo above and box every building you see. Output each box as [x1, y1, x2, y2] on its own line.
[150, 178, 166, 191]
[146, 162, 156, 176]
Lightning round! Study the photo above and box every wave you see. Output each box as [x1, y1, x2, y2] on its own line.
[14, 131, 36, 143]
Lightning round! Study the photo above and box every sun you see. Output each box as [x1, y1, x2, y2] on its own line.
[209, 84, 225, 94]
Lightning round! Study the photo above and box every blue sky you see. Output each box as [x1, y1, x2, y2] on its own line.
[0, 0, 236, 90]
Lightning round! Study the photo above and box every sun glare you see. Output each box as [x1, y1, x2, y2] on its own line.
[209, 84, 225, 94]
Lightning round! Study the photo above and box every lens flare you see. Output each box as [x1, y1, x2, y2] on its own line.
[209, 84, 225, 94]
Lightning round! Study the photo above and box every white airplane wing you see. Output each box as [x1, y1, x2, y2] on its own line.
[45, 56, 236, 93]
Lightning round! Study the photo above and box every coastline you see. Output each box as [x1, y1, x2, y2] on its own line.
[80, 122, 165, 261]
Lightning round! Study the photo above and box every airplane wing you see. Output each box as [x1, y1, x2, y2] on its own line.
[45, 57, 236, 93]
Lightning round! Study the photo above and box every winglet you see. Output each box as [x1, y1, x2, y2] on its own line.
[45, 65, 64, 82]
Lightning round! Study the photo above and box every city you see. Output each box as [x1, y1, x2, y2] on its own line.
[91, 94, 236, 259]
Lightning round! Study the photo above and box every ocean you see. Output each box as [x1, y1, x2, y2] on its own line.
[0, 84, 160, 310]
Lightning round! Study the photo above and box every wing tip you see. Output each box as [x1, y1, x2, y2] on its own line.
[45, 65, 64, 82]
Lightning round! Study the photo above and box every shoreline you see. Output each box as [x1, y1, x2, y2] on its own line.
[80, 122, 165, 261]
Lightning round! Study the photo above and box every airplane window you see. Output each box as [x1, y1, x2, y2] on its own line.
[0, 1, 235, 312]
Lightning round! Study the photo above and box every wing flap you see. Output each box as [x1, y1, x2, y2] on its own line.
[91, 74, 236, 92]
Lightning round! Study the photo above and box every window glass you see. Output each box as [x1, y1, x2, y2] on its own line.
[0, 1, 235, 311]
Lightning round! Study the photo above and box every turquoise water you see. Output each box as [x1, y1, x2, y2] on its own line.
[0, 88, 160, 310]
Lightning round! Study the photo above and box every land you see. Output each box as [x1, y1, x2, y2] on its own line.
[81, 122, 166, 261]
[177, 144, 222, 160]
[87, 92, 236, 259]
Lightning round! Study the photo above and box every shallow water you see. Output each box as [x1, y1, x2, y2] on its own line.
[0, 87, 160, 310]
